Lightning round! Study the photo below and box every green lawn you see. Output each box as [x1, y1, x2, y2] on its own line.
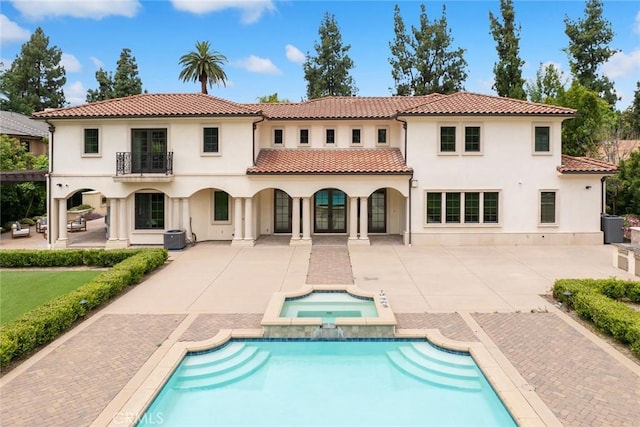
[0, 270, 102, 324]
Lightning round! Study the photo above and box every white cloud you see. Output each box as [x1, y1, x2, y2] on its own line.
[90, 56, 104, 69]
[602, 49, 640, 79]
[61, 53, 81, 72]
[171, 0, 275, 24]
[65, 81, 86, 106]
[285, 44, 305, 64]
[234, 55, 281, 75]
[10, 0, 141, 20]
[0, 14, 30, 43]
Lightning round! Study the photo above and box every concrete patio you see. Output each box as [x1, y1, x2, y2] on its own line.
[1, 238, 639, 426]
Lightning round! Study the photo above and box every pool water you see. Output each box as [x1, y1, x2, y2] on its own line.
[140, 340, 515, 426]
[280, 292, 378, 323]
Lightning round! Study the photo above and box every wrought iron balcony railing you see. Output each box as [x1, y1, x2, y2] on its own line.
[116, 152, 173, 176]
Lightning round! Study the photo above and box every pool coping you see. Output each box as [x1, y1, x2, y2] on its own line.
[100, 324, 557, 427]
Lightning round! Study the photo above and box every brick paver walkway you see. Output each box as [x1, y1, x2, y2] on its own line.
[0, 314, 184, 427]
[179, 313, 263, 342]
[306, 245, 353, 284]
[395, 313, 478, 342]
[473, 312, 640, 427]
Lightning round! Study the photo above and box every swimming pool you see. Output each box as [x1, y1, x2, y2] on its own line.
[139, 340, 515, 426]
[280, 291, 378, 323]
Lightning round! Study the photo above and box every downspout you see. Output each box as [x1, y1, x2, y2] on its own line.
[395, 115, 411, 245]
[45, 120, 55, 247]
[252, 116, 265, 166]
[600, 176, 606, 214]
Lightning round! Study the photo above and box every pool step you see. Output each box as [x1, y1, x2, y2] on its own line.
[387, 350, 482, 391]
[410, 342, 477, 369]
[399, 347, 478, 379]
[174, 349, 269, 390]
[177, 346, 260, 380]
[181, 342, 247, 369]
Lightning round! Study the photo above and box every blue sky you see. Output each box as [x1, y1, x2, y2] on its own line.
[1, 0, 638, 109]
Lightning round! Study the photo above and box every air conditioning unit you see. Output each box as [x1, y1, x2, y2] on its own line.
[164, 229, 186, 250]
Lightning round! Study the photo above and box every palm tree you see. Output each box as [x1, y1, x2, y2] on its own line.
[178, 41, 228, 94]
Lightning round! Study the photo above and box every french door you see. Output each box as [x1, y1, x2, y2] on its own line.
[314, 189, 346, 233]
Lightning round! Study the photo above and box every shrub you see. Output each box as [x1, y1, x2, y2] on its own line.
[19, 218, 36, 226]
[0, 249, 142, 268]
[622, 214, 639, 241]
[68, 204, 93, 211]
[0, 248, 167, 368]
[553, 278, 640, 359]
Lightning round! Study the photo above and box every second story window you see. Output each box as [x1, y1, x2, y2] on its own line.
[464, 126, 481, 152]
[203, 127, 219, 153]
[351, 129, 361, 144]
[377, 128, 387, 144]
[326, 129, 335, 145]
[84, 128, 99, 154]
[534, 126, 550, 153]
[299, 129, 309, 145]
[440, 126, 456, 153]
[274, 129, 284, 145]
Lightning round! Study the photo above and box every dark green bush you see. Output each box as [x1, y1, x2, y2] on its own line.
[553, 278, 640, 360]
[0, 249, 142, 268]
[0, 248, 168, 368]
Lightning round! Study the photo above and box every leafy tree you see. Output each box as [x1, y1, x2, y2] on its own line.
[614, 151, 640, 214]
[526, 63, 567, 103]
[564, 0, 618, 105]
[303, 13, 356, 99]
[0, 27, 66, 114]
[257, 93, 290, 103]
[0, 135, 47, 224]
[489, 0, 525, 99]
[388, 4, 467, 96]
[179, 41, 228, 94]
[113, 48, 142, 98]
[557, 81, 615, 156]
[86, 68, 114, 102]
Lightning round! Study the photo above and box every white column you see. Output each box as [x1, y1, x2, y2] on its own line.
[118, 197, 128, 243]
[233, 197, 243, 242]
[172, 198, 180, 230]
[55, 198, 68, 248]
[108, 199, 119, 241]
[181, 198, 191, 239]
[302, 197, 311, 242]
[291, 197, 300, 241]
[404, 194, 411, 246]
[348, 196, 358, 241]
[359, 196, 369, 242]
[243, 197, 254, 243]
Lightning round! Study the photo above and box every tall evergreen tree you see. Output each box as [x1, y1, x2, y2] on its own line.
[489, 0, 526, 99]
[0, 27, 66, 114]
[113, 48, 142, 98]
[303, 13, 356, 99]
[564, 0, 618, 105]
[179, 41, 228, 94]
[526, 63, 567, 103]
[388, 4, 467, 96]
[86, 68, 114, 102]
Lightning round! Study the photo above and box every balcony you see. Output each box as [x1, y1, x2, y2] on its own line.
[113, 152, 174, 183]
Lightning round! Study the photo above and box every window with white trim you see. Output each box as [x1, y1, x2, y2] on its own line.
[134, 193, 165, 230]
[426, 191, 500, 225]
[534, 126, 550, 153]
[377, 127, 388, 144]
[464, 126, 481, 153]
[273, 128, 284, 146]
[351, 128, 361, 144]
[213, 190, 230, 222]
[539, 191, 557, 224]
[299, 128, 309, 145]
[202, 127, 219, 153]
[83, 128, 100, 155]
[325, 128, 335, 145]
[439, 126, 456, 153]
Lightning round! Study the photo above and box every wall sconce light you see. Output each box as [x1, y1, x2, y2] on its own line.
[411, 179, 419, 188]
[56, 183, 62, 187]
[585, 185, 592, 190]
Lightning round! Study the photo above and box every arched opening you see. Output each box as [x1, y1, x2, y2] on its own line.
[314, 188, 347, 233]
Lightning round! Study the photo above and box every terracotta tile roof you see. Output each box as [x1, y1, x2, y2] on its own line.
[247, 148, 412, 175]
[558, 155, 618, 174]
[400, 92, 576, 116]
[32, 93, 261, 119]
[244, 95, 442, 120]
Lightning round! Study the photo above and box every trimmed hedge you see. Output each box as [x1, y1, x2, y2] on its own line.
[0, 248, 144, 268]
[0, 249, 168, 368]
[553, 278, 640, 359]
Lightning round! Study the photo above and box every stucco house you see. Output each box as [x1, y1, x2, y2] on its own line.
[32, 92, 617, 249]
[1, 110, 49, 156]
